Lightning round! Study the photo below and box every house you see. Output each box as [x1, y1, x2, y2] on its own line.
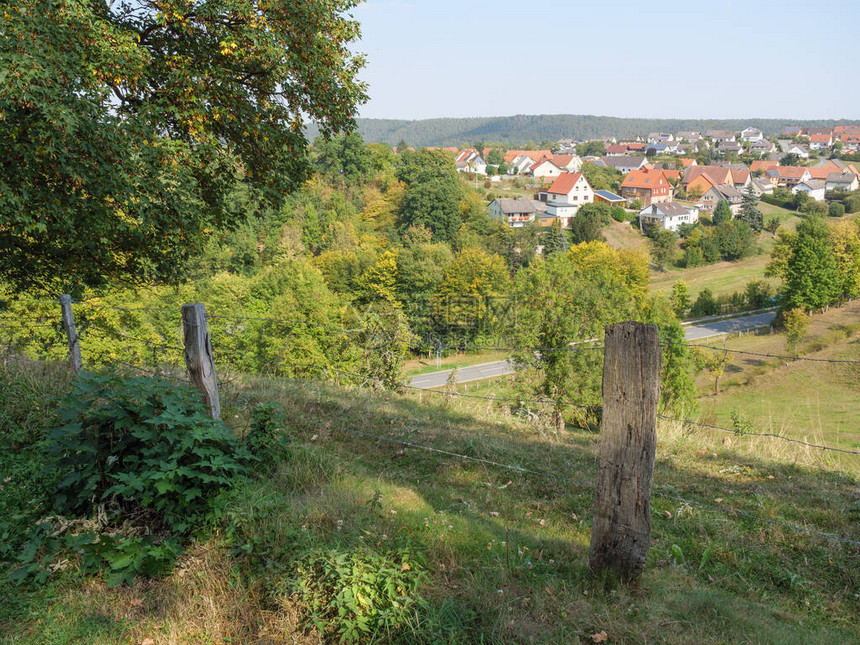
[839, 134, 860, 152]
[536, 172, 595, 226]
[639, 202, 699, 232]
[717, 141, 743, 156]
[620, 169, 673, 207]
[707, 129, 736, 142]
[792, 180, 826, 202]
[503, 149, 553, 164]
[676, 131, 702, 142]
[606, 144, 630, 156]
[741, 127, 764, 142]
[825, 172, 859, 193]
[530, 158, 564, 180]
[661, 169, 682, 184]
[679, 158, 698, 168]
[699, 184, 743, 215]
[749, 140, 777, 155]
[647, 132, 675, 144]
[600, 155, 648, 174]
[782, 126, 803, 137]
[683, 165, 734, 195]
[777, 140, 810, 158]
[805, 127, 833, 138]
[732, 169, 751, 190]
[549, 154, 583, 172]
[751, 160, 778, 174]
[834, 126, 860, 135]
[766, 166, 811, 188]
[809, 133, 833, 150]
[593, 190, 625, 206]
[510, 155, 537, 175]
[455, 149, 487, 175]
[488, 197, 547, 228]
[750, 176, 775, 196]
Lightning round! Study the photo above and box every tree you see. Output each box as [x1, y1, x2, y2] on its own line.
[784, 216, 840, 311]
[713, 199, 733, 225]
[396, 149, 462, 242]
[670, 281, 691, 318]
[715, 220, 755, 260]
[647, 226, 678, 271]
[486, 148, 504, 165]
[690, 288, 719, 318]
[0, 0, 366, 291]
[693, 346, 730, 395]
[313, 132, 373, 186]
[569, 207, 609, 245]
[577, 140, 606, 157]
[765, 216, 781, 236]
[543, 219, 570, 255]
[829, 220, 860, 300]
[737, 186, 763, 232]
[829, 202, 846, 218]
[782, 308, 809, 358]
[780, 153, 800, 166]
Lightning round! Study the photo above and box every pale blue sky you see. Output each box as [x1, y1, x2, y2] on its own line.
[350, 0, 860, 120]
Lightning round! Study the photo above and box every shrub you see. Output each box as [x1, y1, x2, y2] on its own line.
[48, 374, 247, 534]
[289, 547, 429, 643]
[829, 202, 845, 218]
[610, 206, 628, 222]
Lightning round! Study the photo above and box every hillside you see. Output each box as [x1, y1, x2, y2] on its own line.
[306, 114, 860, 147]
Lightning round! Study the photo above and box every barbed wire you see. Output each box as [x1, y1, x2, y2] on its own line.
[276, 405, 860, 548]
[670, 341, 860, 365]
[81, 304, 177, 314]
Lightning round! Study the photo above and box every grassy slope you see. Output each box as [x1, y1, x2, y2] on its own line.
[3, 332, 860, 644]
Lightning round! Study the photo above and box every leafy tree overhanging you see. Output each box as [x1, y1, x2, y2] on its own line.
[0, 0, 367, 291]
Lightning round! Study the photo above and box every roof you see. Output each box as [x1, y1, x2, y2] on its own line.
[601, 155, 647, 169]
[594, 190, 624, 202]
[685, 165, 733, 186]
[798, 180, 826, 190]
[622, 168, 669, 190]
[503, 149, 552, 164]
[810, 134, 832, 143]
[662, 169, 682, 182]
[679, 158, 697, 167]
[751, 160, 778, 172]
[641, 202, 695, 217]
[546, 172, 585, 195]
[807, 166, 838, 180]
[530, 157, 562, 172]
[713, 184, 742, 200]
[493, 197, 547, 215]
[775, 166, 810, 179]
[733, 169, 751, 184]
[606, 144, 629, 154]
[806, 127, 833, 136]
[826, 172, 856, 183]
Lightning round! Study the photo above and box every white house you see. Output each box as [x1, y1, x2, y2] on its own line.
[454, 149, 487, 175]
[600, 155, 648, 174]
[530, 158, 564, 180]
[792, 180, 826, 201]
[826, 171, 859, 192]
[537, 172, 595, 226]
[638, 202, 699, 232]
[741, 127, 764, 142]
[509, 154, 535, 175]
[777, 140, 810, 158]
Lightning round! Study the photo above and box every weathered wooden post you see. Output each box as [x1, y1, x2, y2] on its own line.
[182, 303, 221, 420]
[589, 321, 661, 580]
[58, 294, 82, 373]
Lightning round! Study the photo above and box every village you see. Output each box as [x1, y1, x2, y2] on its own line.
[438, 125, 860, 234]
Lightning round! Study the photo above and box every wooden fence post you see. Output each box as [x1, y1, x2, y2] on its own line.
[182, 303, 221, 420]
[58, 294, 82, 373]
[589, 321, 661, 580]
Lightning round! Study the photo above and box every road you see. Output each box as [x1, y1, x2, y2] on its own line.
[408, 311, 777, 389]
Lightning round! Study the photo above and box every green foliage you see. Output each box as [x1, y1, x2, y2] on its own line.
[829, 202, 845, 218]
[647, 226, 678, 271]
[610, 206, 629, 222]
[670, 281, 691, 318]
[47, 374, 246, 534]
[313, 133, 374, 186]
[289, 547, 429, 643]
[737, 186, 763, 232]
[396, 149, 462, 242]
[690, 288, 720, 318]
[712, 200, 732, 225]
[246, 403, 291, 470]
[685, 245, 704, 267]
[580, 162, 622, 192]
[543, 220, 570, 255]
[784, 216, 840, 311]
[782, 308, 810, 357]
[486, 148, 504, 165]
[577, 140, 606, 156]
[716, 220, 755, 260]
[0, 0, 366, 291]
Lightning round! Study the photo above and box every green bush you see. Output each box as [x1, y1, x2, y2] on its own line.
[48, 374, 247, 534]
[289, 546, 429, 643]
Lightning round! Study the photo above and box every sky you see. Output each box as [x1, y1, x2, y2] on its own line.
[350, 0, 860, 121]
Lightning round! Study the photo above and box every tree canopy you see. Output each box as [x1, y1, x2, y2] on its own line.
[0, 0, 367, 291]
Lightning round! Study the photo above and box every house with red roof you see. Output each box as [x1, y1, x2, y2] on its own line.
[503, 149, 553, 164]
[454, 149, 487, 175]
[620, 169, 673, 207]
[536, 172, 595, 226]
[766, 166, 811, 188]
[840, 134, 860, 153]
[751, 160, 778, 174]
[809, 133, 833, 151]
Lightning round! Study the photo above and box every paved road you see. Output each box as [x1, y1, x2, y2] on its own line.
[408, 311, 778, 389]
[683, 311, 776, 341]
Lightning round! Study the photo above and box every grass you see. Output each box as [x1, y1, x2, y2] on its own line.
[3, 321, 860, 643]
[650, 253, 779, 299]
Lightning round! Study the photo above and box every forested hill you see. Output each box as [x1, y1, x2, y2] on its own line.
[307, 114, 860, 147]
